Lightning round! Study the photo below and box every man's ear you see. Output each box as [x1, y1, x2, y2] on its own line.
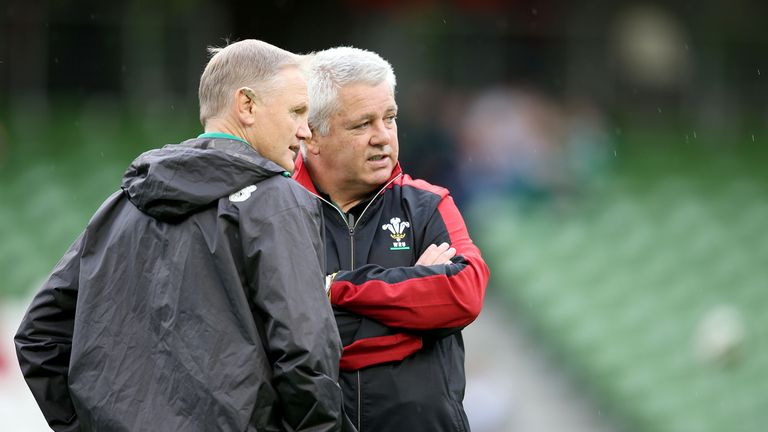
[235, 87, 257, 126]
[305, 130, 322, 155]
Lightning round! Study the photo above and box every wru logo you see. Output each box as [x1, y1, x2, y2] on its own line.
[382, 217, 410, 250]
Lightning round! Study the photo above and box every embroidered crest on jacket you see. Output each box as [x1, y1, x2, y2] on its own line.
[382, 217, 411, 250]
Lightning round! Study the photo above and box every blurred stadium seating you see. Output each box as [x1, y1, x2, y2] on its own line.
[468, 136, 767, 432]
[0, 105, 198, 297]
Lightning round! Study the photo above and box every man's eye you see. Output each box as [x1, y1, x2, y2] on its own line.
[385, 115, 397, 123]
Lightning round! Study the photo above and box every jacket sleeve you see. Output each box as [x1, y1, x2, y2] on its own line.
[14, 233, 83, 432]
[242, 198, 344, 432]
[330, 193, 489, 334]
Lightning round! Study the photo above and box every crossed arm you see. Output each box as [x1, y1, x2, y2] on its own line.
[330, 194, 489, 332]
[415, 242, 456, 266]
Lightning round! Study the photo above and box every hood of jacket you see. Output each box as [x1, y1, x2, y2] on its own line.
[121, 137, 287, 222]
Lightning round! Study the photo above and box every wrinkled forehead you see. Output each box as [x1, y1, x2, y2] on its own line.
[337, 81, 396, 113]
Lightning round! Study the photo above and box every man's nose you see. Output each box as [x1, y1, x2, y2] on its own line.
[369, 120, 392, 145]
[297, 121, 312, 141]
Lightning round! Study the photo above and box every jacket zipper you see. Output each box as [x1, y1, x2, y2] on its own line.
[320, 205, 361, 430]
[306, 173, 403, 432]
[356, 370, 362, 431]
[348, 213, 355, 270]
[346, 212, 361, 432]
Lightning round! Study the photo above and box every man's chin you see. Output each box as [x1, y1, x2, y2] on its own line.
[365, 171, 393, 187]
[277, 158, 294, 173]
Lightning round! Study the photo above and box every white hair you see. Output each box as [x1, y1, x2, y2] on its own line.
[307, 47, 397, 136]
[198, 39, 306, 126]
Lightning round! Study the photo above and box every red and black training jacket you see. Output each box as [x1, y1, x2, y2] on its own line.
[294, 155, 489, 431]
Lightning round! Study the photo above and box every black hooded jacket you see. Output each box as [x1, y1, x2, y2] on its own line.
[15, 137, 345, 432]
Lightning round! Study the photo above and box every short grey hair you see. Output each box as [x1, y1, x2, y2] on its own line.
[307, 47, 397, 136]
[198, 39, 305, 126]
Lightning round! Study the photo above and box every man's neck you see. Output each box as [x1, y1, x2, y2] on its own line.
[321, 183, 376, 213]
[205, 119, 250, 146]
[306, 165, 376, 213]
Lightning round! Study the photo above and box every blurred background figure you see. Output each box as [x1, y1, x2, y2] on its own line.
[1, 298, 50, 431]
[2, 1, 767, 431]
[0, 315, 8, 376]
[455, 86, 611, 208]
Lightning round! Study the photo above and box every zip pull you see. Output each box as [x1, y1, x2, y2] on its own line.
[347, 213, 355, 236]
[347, 212, 356, 270]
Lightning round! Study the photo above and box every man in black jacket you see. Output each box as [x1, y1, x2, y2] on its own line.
[294, 47, 490, 431]
[15, 39, 346, 432]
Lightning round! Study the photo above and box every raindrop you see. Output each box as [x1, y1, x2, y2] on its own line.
[657, 107, 662, 114]
[685, 134, 689, 143]
[693, 130, 697, 139]
[531, 8, 538, 16]
[752, 134, 755, 142]
[442, 19, 446, 24]
[684, 43, 689, 50]
[613, 150, 617, 157]
[758, 68, 761, 76]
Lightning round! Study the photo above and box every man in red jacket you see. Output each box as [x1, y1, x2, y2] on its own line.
[294, 47, 490, 432]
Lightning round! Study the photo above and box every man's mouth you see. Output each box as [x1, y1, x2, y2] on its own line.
[368, 154, 387, 162]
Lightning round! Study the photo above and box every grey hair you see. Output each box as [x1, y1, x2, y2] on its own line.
[198, 39, 306, 126]
[307, 47, 396, 136]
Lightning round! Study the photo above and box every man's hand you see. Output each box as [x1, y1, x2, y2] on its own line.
[416, 242, 456, 266]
